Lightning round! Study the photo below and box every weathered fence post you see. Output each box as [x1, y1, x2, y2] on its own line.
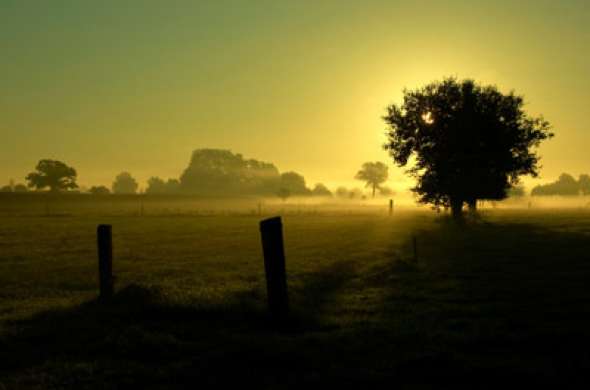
[259, 217, 289, 321]
[389, 199, 394, 216]
[97, 224, 114, 300]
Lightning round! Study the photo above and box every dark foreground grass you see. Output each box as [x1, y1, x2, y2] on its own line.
[1, 210, 590, 388]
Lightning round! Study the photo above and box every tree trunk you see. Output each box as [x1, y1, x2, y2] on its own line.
[450, 198, 463, 220]
[467, 199, 477, 214]
[372, 183, 376, 198]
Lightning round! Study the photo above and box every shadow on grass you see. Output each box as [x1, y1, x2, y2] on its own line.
[0, 260, 362, 388]
[366, 216, 590, 382]
[3, 217, 590, 387]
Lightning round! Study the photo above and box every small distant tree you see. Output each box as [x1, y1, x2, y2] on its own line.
[26, 159, 78, 192]
[311, 183, 332, 197]
[279, 172, 311, 195]
[277, 187, 291, 202]
[112, 172, 138, 194]
[89, 185, 110, 195]
[0, 185, 11, 193]
[146, 177, 167, 194]
[355, 162, 388, 198]
[335, 186, 349, 198]
[13, 183, 28, 193]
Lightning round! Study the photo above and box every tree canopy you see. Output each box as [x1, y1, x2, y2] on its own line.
[279, 172, 310, 196]
[311, 183, 333, 197]
[179, 149, 282, 195]
[355, 162, 388, 198]
[179, 149, 313, 196]
[383, 77, 553, 217]
[25, 159, 78, 192]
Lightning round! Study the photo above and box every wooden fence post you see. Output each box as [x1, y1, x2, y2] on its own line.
[259, 217, 289, 321]
[97, 224, 114, 300]
[389, 199, 394, 216]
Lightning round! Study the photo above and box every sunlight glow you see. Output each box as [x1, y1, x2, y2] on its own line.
[422, 112, 434, 125]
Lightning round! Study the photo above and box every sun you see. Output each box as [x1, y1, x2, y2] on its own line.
[422, 112, 434, 124]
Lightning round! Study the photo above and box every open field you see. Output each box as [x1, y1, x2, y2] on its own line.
[1, 203, 590, 388]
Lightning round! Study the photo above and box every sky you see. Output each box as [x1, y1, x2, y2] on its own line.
[1, 0, 589, 192]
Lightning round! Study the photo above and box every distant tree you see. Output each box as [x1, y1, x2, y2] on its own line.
[279, 172, 311, 195]
[0, 185, 11, 193]
[89, 185, 110, 195]
[531, 173, 580, 196]
[579, 174, 590, 195]
[311, 183, 332, 197]
[13, 184, 28, 193]
[384, 77, 553, 219]
[355, 162, 389, 198]
[146, 177, 167, 194]
[165, 179, 181, 193]
[112, 172, 138, 194]
[335, 186, 349, 198]
[26, 159, 78, 192]
[277, 187, 291, 202]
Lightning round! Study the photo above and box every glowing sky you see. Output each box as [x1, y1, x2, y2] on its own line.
[1, 1, 588, 191]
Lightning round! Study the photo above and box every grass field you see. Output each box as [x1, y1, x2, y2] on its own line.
[1, 202, 590, 388]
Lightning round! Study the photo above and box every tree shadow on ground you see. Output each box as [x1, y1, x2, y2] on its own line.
[0, 260, 361, 389]
[365, 216, 590, 385]
[3, 218, 590, 388]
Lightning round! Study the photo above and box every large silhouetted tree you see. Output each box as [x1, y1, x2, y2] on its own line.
[26, 159, 78, 192]
[383, 78, 553, 218]
[355, 162, 388, 198]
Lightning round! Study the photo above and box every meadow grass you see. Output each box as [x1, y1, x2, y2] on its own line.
[1, 206, 590, 388]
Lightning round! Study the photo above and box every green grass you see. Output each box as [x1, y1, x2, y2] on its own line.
[1, 207, 590, 388]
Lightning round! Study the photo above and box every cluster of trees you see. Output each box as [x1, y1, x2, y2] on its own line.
[178, 149, 333, 199]
[531, 174, 590, 196]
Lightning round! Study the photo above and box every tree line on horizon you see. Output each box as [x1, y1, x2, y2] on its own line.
[1, 149, 394, 200]
[531, 173, 590, 196]
[3, 77, 566, 218]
